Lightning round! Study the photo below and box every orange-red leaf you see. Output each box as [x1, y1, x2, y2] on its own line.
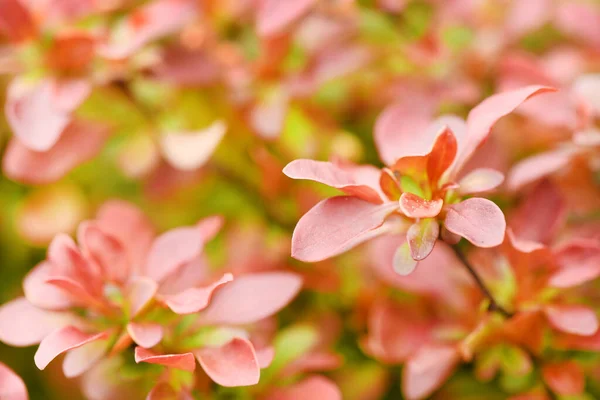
[427, 127, 457, 187]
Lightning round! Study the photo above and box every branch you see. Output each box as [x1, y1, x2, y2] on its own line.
[450, 245, 513, 318]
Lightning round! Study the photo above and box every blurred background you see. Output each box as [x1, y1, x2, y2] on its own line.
[1, 0, 600, 398]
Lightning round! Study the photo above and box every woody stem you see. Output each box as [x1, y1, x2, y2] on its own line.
[451, 245, 513, 318]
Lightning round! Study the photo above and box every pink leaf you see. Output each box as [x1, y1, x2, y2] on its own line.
[373, 102, 435, 166]
[195, 337, 260, 387]
[63, 339, 108, 378]
[144, 225, 209, 283]
[507, 148, 577, 191]
[96, 200, 156, 274]
[549, 240, 600, 288]
[407, 219, 439, 261]
[5, 79, 87, 152]
[163, 273, 233, 314]
[364, 300, 432, 363]
[402, 344, 459, 400]
[291, 196, 398, 262]
[23, 261, 74, 310]
[161, 121, 226, 171]
[510, 180, 567, 244]
[0, 297, 67, 347]
[134, 347, 196, 372]
[3, 120, 108, 185]
[35, 327, 108, 370]
[256, 0, 316, 37]
[399, 193, 443, 219]
[544, 305, 599, 336]
[200, 272, 301, 325]
[0, 362, 28, 400]
[444, 198, 506, 248]
[459, 85, 557, 170]
[126, 277, 159, 318]
[458, 168, 504, 195]
[506, 229, 545, 254]
[283, 160, 384, 204]
[256, 346, 275, 369]
[127, 323, 164, 349]
[78, 222, 129, 283]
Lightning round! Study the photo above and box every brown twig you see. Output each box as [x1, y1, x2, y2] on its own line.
[451, 245, 513, 318]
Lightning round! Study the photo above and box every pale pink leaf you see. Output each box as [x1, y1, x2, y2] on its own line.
[195, 337, 260, 387]
[444, 198, 506, 248]
[256, 346, 275, 369]
[127, 277, 159, 318]
[6, 79, 71, 151]
[3, 120, 108, 185]
[373, 102, 434, 166]
[200, 272, 302, 325]
[507, 148, 577, 191]
[96, 200, 156, 274]
[0, 297, 67, 347]
[23, 261, 74, 310]
[509, 180, 567, 244]
[291, 196, 398, 262]
[127, 323, 164, 348]
[549, 240, 600, 288]
[163, 273, 233, 314]
[402, 345, 459, 400]
[35, 327, 108, 370]
[460, 85, 557, 170]
[78, 222, 129, 283]
[144, 225, 209, 283]
[63, 339, 109, 378]
[544, 305, 599, 336]
[573, 74, 600, 114]
[283, 160, 384, 204]
[161, 121, 226, 171]
[458, 168, 504, 195]
[0, 362, 28, 400]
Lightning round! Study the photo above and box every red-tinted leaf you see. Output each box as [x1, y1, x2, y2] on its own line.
[427, 127, 457, 186]
[542, 361, 585, 396]
[399, 193, 443, 219]
[379, 168, 402, 201]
